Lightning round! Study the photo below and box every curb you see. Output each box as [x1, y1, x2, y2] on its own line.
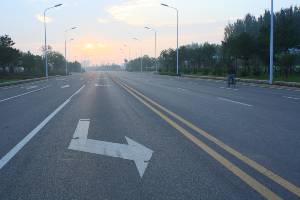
[182, 74, 300, 88]
[0, 75, 61, 88]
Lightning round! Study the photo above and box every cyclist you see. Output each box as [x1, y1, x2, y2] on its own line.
[227, 61, 237, 87]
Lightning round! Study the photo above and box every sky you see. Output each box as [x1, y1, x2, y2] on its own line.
[1, 0, 299, 65]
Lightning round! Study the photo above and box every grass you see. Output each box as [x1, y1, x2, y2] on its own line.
[0, 74, 42, 84]
[0, 79, 20, 83]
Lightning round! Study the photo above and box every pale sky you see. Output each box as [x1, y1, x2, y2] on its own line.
[1, 0, 299, 65]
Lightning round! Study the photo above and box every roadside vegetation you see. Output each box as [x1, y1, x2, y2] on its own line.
[0, 35, 82, 82]
[126, 6, 300, 82]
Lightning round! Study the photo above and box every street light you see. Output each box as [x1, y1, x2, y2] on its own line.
[269, 0, 274, 84]
[161, 3, 179, 76]
[65, 26, 77, 76]
[145, 26, 158, 72]
[132, 38, 143, 72]
[43, 3, 63, 78]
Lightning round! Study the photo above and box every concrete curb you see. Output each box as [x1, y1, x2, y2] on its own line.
[182, 74, 300, 88]
[0, 75, 61, 87]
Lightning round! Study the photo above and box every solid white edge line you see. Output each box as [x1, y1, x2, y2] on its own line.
[0, 84, 85, 170]
[218, 97, 253, 107]
[0, 86, 49, 103]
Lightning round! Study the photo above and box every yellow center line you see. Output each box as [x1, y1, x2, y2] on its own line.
[115, 77, 300, 198]
[113, 78, 282, 200]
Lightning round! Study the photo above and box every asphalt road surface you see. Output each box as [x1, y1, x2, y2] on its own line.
[0, 72, 300, 200]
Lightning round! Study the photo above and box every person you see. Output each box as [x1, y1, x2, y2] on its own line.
[227, 61, 237, 87]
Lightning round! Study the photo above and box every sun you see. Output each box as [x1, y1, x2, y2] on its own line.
[85, 43, 94, 49]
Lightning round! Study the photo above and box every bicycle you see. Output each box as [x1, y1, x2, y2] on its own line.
[227, 74, 236, 88]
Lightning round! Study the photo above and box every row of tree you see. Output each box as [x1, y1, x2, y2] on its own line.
[0, 35, 82, 78]
[126, 6, 300, 78]
[125, 55, 156, 72]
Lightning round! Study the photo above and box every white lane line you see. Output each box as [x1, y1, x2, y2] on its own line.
[95, 84, 111, 87]
[283, 96, 300, 100]
[0, 86, 49, 103]
[61, 84, 70, 89]
[0, 85, 85, 170]
[218, 97, 253, 107]
[177, 87, 187, 91]
[26, 85, 38, 90]
[219, 87, 239, 91]
[0, 80, 48, 90]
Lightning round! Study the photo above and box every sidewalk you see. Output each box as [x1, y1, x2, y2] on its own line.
[182, 74, 300, 88]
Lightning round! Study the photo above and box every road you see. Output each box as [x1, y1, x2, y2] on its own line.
[0, 71, 299, 200]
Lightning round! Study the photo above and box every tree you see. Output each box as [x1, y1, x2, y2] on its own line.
[68, 61, 82, 73]
[276, 52, 298, 78]
[0, 35, 20, 74]
[21, 52, 43, 75]
[47, 51, 66, 75]
[0, 35, 15, 48]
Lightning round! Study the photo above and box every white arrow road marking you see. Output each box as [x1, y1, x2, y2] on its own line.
[68, 119, 153, 178]
[61, 84, 70, 89]
[95, 84, 111, 87]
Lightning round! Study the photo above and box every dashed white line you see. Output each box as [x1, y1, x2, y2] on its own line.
[283, 96, 300, 100]
[95, 84, 111, 87]
[61, 84, 70, 89]
[219, 87, 239, 91]
[0, 85, 85, 170]
[218, 97, 253, 107]
[26, 85, 38, 90]
[177, 87, 187, 91]
[0, 86, 49, 103]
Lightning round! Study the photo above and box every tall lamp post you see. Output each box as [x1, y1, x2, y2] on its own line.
[132, 38, 143, 72]
[43, 3, 62, 78]
[269, 0, 274, 84]
[65, 27, 77, 76]
[145, 26, 158, 72]
[65, 38, 74, 76]
[161, 3, 179, 76]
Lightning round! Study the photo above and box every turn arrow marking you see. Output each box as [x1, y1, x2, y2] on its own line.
[68, 119, 153, 178]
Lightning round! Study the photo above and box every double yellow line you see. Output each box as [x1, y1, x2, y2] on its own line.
[113, 77, 300, 200]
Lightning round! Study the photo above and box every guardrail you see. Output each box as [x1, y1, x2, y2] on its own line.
[0, 75, 61, 87]
[182, 74, 300, 88]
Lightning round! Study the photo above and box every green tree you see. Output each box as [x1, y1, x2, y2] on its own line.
[0, 35, 20, 74]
